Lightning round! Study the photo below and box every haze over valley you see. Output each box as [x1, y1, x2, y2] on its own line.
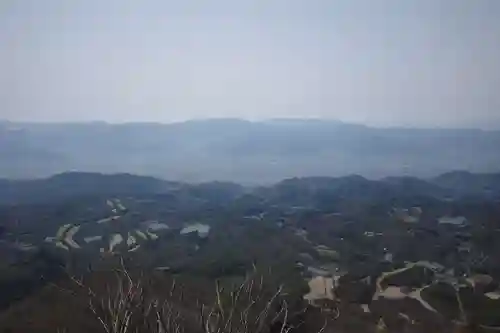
[2, 119, 500, 183]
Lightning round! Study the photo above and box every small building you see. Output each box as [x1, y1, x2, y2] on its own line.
[392, 208, 420, 223]
[457, 242, 471, 253]
[383, 253, 393, 263]
[438, 216, 468, 226]
[307, 266, 330, 277]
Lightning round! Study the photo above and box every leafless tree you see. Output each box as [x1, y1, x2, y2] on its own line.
[199, 274, 289, 333]
[67, 260, 308, 333]
[69, 259, 150, 333]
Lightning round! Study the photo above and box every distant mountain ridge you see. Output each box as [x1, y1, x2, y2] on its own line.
[1, 119, 500, 183]
[1, 170, 500, 204]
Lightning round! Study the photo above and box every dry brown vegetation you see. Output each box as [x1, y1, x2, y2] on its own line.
[50, 260, 320, 333]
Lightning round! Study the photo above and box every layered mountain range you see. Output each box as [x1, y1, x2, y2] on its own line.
[2, 119, 499, 183]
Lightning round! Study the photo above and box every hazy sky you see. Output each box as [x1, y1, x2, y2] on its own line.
[1, 0, 499, 128]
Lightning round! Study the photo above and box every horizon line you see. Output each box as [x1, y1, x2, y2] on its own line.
[0, 117, 496, 132]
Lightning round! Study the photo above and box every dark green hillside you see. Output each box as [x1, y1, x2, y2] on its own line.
[1, 171, 500, 332]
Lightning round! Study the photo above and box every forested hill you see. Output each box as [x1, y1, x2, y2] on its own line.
[2, 170, 500, 332]
[1, 171, 500, 204]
